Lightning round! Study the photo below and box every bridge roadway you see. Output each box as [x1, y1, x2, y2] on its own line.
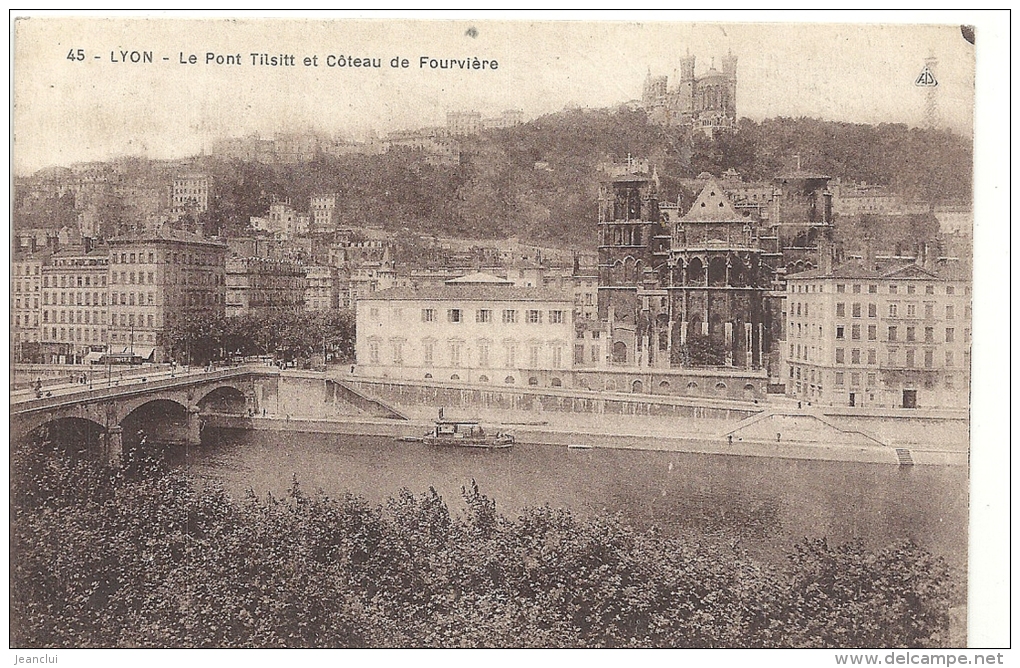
[10, 365, 280, 465]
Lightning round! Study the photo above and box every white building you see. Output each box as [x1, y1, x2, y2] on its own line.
[356, 273, 575, 387]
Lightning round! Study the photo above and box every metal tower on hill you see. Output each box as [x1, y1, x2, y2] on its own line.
[917, 54, 941, 131]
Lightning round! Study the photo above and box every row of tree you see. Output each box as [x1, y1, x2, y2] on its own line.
[11, 442, 959, 648]
[162, 309, 355, 366]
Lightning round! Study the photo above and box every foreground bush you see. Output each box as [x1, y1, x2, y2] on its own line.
[10, 445, 956, 648]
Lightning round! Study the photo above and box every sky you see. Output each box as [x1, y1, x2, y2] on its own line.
[13, 14, 978, 174]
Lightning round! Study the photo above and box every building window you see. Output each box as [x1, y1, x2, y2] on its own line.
[552, 346, 563, 369]
[889, 284, 897, 294]
[392, 341, 403, 365]
[836, 284, 845, 294]
[889, 304, 898, 317]
[945, 327, 955, 343]
[924, 349, 933, 368]
[835, 348, 845, 364]
[368, 341, 380, 364]
[907, 284, 915, 295]
[851, 372, 861, 387]
[421, 308, 436, 322]
[946, 286, 955, 295]
[924, 303, 934, 319]
[423, 341, 434, 366]
[851, 349, 861, 364]
[906, 327, 916, 342]
[906, 304, 916, 318]
[851, 324, 861, 340]
[867, 325, 877, 341]
[502, 309, 517, 324]
[591, 345, 600, 363]
[835, 372, 845, 386]
[529, 344, 541, 367]
[852, 303, 861, 318]
[448, 341, 462, 367]
[478, 342, 490, 367]
[852, 284, 861, 294]
[504, 341, 517, 367]
[888, 326, 897, 342]
[836, 303, 845, 317]
[836, 325, 845, 340]
[527, 310, 542, 324]
[866, 348, 876, 365]
[945, 351, 955, 367]
[574, 344, 585, 365]
[905, 349, 915, 367]
[946, 305, 955, 320]
[476, 309, 492, 323]
[549, 310, 564, 324]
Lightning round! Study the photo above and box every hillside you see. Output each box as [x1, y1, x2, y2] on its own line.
[16, 108, 973, 252]
[203, 109, 971, 249]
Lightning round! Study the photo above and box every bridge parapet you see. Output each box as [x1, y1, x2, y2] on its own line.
[11, 366, 281, 444]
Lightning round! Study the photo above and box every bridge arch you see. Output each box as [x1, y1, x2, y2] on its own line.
[196, 385, 248, 414]
[120, 398, 191, 447]
[21, 415, 108, 448]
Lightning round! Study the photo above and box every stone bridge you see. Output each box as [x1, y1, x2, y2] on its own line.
[10, 366, 280, 465]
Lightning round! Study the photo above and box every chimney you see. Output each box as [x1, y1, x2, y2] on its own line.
[819, 240, 834, 275]
[863, 234, 876, 270]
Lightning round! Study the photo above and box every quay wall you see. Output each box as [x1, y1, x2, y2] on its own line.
[344, 377, 761, 422]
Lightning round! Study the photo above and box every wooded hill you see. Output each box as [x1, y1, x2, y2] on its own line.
[17, 109, 972, 252]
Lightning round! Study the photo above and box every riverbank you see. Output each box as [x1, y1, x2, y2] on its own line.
[203, 412, 966, 466]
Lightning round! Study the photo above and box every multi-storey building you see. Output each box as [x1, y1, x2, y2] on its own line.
[170, 173, 210, 215]
[482, 109, 524, 130]
[356, 274, 575, 387]
[446, 111, 483, 136]
[310, 194, 338, 235]
[304, 264, 339, 311]
[264, 200, 308, 239]
[11, 253, 45, 360]
[107, 230, 226, 362]
[39, 247, 110, 364]
[226, 256, 306, 318]
[783, 260, 971, 408]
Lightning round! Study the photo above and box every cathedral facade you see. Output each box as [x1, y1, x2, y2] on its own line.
[642, 51, 737, 136]
[597, 166, 773, 373]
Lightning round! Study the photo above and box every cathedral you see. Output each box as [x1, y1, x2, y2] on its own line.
[597, 165, 772, 372]
[596, 160, 836, 378]
[641, 51, 737, 137]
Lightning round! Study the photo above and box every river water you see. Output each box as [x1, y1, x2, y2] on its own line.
[172, 428, 969, 572]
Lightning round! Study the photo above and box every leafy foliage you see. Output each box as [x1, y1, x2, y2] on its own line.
[162, 309, 355, 365]
[11, 444, 958, 649]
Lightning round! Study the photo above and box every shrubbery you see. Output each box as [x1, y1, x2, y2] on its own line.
[11, 443, 956, 648]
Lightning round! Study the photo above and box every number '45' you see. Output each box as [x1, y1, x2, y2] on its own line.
[66, 49, 85, 61]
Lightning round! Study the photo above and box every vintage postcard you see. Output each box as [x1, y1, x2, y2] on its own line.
[8, 12, 1008, 658]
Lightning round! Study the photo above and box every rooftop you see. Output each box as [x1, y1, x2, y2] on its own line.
[365, 284, 570, 303]
[787, 260, 966, 282]
[109, 227, 226, 247]
[445, 272, 513, 285]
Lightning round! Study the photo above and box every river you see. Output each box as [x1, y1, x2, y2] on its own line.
[171, 428, 969, 572]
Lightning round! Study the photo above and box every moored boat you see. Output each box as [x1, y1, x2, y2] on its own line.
[421, 411, 514, 449]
